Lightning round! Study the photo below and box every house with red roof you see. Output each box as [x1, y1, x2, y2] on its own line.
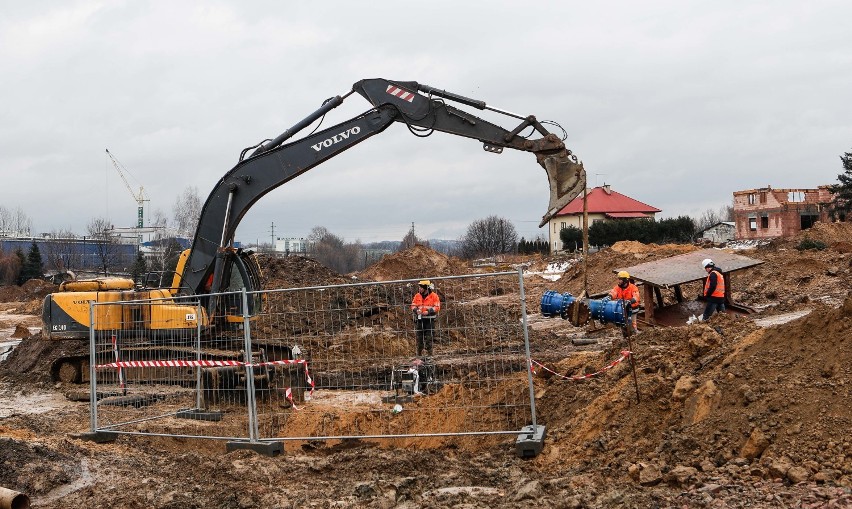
[546, 185, 661, 252]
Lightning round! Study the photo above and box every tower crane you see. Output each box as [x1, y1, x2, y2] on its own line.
[105, 149, 149, 229]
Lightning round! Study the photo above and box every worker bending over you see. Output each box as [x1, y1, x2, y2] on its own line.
[602, 271, 641, 333]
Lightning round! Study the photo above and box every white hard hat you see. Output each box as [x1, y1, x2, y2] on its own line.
[702, 258, 714, 268]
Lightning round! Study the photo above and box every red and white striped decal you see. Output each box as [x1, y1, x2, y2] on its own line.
[386, 85, 415, 102]
[529, 351, 632, 382]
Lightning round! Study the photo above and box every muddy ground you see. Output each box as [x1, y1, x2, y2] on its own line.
[1, 228, 852, 508]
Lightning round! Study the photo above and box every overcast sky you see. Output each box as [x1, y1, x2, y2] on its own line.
[2, 1, 850, 245]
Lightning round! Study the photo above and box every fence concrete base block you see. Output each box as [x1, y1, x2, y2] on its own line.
[73, 431, 118, 443]
[176, 409, 224, 421]
[226, 440, 283, 457]
[515, 425, 546, 458]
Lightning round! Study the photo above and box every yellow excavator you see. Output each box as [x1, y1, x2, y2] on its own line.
[40, 78, 586, 383]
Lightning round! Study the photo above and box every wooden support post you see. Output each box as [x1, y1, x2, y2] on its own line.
[673, 285, 684, 303]
[643, 284, 655, 324]
[724, 272, 732, 307]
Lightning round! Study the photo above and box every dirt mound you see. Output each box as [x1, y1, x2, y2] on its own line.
[20, 279, 57, 300]
[259, 255, 349, 289]
[0, 438, 81, 496]
[730, 237, 852, 309]
[793, 221, 852, 247]
[533, 296, 852, 491]
[0, 280, 57, 303]
[0, 285, 24, 303]
[611, 241, 697, 256]
[0, 335, 83, 387]
[10, 324, 31, 338]
[357, 245, 467, 282]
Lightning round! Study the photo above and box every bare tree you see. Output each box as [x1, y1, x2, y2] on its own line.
[694, 208, 720, 232]
[172, 187, 201, 238]
[694, 204, 735, 232]
[43, 229, 80, 271]
[460, 215, 518, 259]
[308, 226, 363, 274]
[0, 248, 22, 285]
[0, 206, 32, 237]
[0, 207, 10, 236]
[147, 209, 174, 273]
[87, 217, 122, 275]
[398, 224, 429, 252]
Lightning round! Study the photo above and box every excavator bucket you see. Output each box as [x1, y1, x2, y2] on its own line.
[537, 150, 587, 227]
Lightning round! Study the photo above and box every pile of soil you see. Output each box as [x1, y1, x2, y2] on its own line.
[260, 254, 350, 289]
[729, 222, 852, 309]
[0, 278, 56, 313]
[357, 244, 467, 282]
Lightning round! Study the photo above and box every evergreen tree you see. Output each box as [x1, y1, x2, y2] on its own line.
[131, 251, 148, 286]
[18, 242, 45, 284]
[830, 148, 852, 221]
[559, 226, 583, 251]
[26, 242, 44, 280]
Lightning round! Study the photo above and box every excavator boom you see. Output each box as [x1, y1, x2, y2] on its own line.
[181, 78, 585, 298]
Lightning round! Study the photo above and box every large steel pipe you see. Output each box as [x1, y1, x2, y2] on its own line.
[0, 486, 29, 509]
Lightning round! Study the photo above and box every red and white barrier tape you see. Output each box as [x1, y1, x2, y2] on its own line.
[95, 358, 315, 408]
[529, 350, 632, 381]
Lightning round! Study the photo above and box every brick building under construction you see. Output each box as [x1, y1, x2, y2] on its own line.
[732, 185, 834, 239]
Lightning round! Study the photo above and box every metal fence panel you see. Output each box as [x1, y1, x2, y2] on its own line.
[90, 271, 536, 446]
[250, 272, 534, 442]
[90, 292, 252, 440]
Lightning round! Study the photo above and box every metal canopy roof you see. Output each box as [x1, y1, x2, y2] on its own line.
[616, 248, 764, 288]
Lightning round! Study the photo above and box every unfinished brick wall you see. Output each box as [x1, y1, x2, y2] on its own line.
[732, 186, 831, 240]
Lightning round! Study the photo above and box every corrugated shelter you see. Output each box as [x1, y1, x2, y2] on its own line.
[616, 249, 764, 325]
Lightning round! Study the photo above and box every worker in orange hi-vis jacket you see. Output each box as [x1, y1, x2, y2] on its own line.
[701, 258, 726, 321]
[411, 280, 441, 357]
[602, 271, 641, 333]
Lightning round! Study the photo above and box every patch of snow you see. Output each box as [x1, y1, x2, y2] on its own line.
[726, 239, 773, 250]
[0, 339, 21, 361]
[524, 259, 577, 282]
[754, 309, 812, 327]
[546, 261, 572, 272]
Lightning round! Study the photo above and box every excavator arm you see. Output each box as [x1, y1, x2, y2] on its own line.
[180, 78, 586, 297]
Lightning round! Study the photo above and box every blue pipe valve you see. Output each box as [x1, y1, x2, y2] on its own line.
[540, 290, 576, 319]
[588, 298, 628, 326]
